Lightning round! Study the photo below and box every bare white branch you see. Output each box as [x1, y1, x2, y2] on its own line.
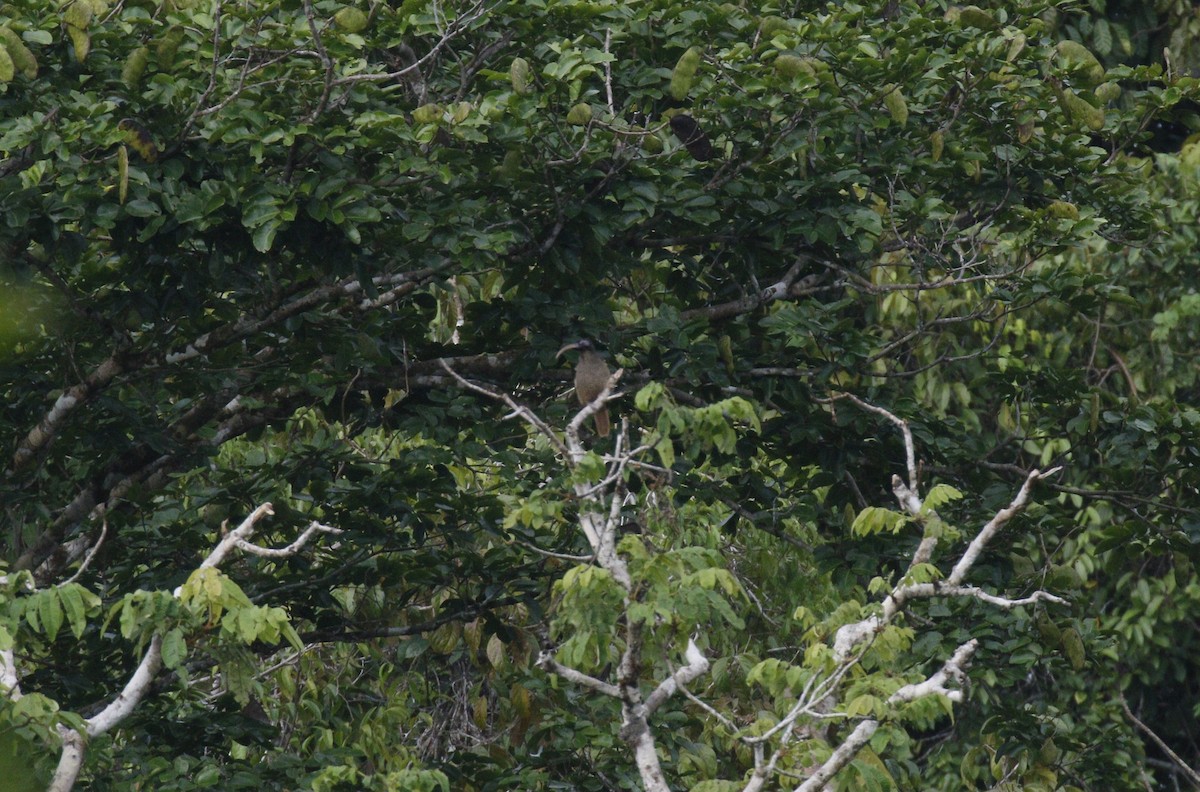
[795, 719, 879, 792]
[603, 28, 615, 116]
[793, 641, 977, 792]
[826, 392, 918, 492]
[891, 582, 1067, 610]
[234, 520, 342, 558]
[445, 362, 696, 792]
[562, 369, 624, 463]
[48, 729, 86, 792]
[948, 466, 1061, 585]
[0, 647, 19, 697]
[834, 616, 882, 663]
[888, 639, 976, 705]
[891, 473, 923, 516]
[515, 539, 593, 562]
[644, 639, 710, 714]
[44, 504, 340, 791]
[536, 652, 620, 697]
[678, 680, 739, 731]
[753, 401, 1066, 792]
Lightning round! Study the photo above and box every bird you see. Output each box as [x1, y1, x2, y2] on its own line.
[556, 339, 611, 436]
[668, 113, 715, 161]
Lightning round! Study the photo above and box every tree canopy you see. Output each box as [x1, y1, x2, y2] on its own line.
[2, 0, 1200, 790]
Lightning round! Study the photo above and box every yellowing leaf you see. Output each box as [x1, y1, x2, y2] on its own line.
[670, 46, 702, 101]
[566, 102, 592, 125]
[509, 56, 530, 94]
[0, 28, 36, 79]
[122, 45, 149, 88]
[67, 25, 89, 63]
[883, 85, 908, 126]
[427, 621, 460, 653]
[0, 46, 13, 82]
[462, 618, 482, 653]
[511, 683, 532, 721]
[202, 569, 223, 600]
[118, 118, 159, 162]
[486, 633, 505, 668]
[334, 7, 368, 33]
[117, 144, 128, 204]
[64, 1, 93, 30]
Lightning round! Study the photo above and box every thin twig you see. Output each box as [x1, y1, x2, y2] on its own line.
[438, 359, 569, 457]
[1120, 695, 1200, 790]
[60, 520, 109, 586]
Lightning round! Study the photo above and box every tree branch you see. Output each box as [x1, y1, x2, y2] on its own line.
[644, 638, 709, 714]
[1121, 695, 1200, 790]
[947, 466, 1060, 586]
[42, 504, 338, 792]
[679, 258, 821, 323]
[536, 653, 620, 697]
[794, 641, 977, 792]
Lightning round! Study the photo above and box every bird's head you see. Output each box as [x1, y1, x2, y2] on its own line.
[556, 339, 596, 359]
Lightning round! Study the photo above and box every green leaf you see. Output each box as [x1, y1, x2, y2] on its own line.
[57, 585, 87, 639]
[38, 591, 64, 642]
[922, 484, 963, 512]
[123, 199, 160, 218]
[252, 221, 279, 252]
[161, 628, 187, 669]
[852, 506, 908, 536]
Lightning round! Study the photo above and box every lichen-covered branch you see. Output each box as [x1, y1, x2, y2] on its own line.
[737, 397, 1067, 792]
[449, 373, 703, 792]
[793, 641, 978, 792]
[32, 504, 340, 792]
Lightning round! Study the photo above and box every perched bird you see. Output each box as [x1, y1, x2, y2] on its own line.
[556, 339, 611, 436]
[668, 113, 715, 161]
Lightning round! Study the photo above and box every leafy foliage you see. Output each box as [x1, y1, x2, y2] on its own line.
[1, 0, 1199, 789]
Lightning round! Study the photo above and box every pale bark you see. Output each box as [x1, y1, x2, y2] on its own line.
[15, 505, 342, 792]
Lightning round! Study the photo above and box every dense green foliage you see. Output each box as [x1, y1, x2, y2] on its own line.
[2, 0, 1200, 789]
